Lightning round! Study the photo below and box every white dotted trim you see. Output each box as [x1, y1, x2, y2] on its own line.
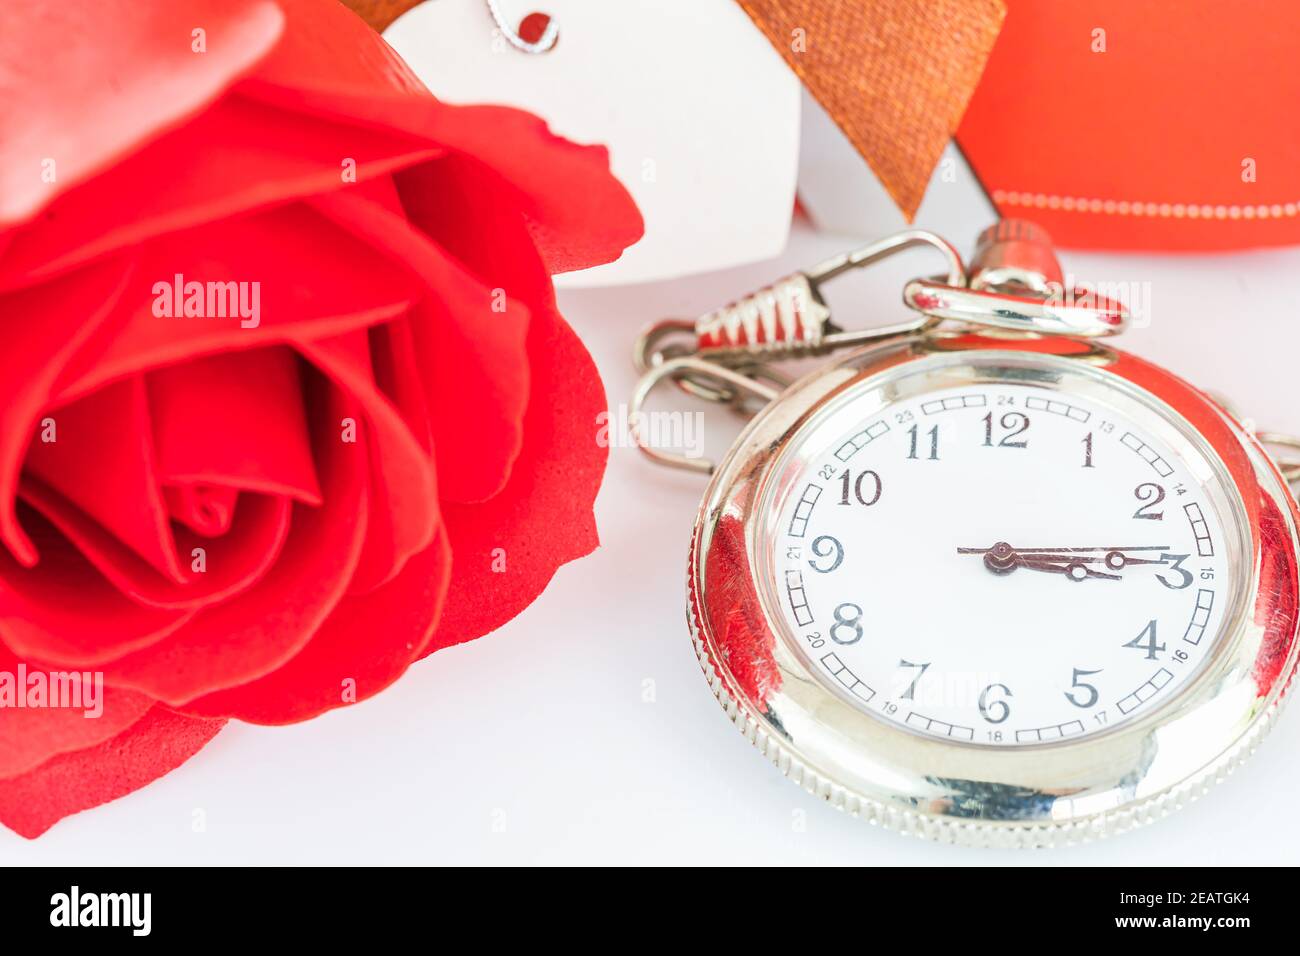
[993, 189, 1299, 221]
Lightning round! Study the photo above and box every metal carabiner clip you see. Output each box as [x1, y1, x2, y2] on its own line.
[633, 229, 967, 384]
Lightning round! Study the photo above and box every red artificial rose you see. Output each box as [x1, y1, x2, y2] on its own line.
[0, 0, 641, 837]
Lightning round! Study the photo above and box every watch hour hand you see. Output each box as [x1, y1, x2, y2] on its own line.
[1014, 554, 1121, 581]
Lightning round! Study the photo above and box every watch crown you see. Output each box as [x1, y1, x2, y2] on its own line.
[970, 219, 1063, 293]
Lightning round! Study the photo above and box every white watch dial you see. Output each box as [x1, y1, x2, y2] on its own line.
[770, 381, 1235, 747]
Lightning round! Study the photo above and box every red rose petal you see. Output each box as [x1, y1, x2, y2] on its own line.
[20, 478, 292, 611]
[24, 376, 185, 583]
[431, 298, 605, 649]
[393, 159, 537, 503]
[165, 484, 240, 537]
[100, 374, 370, 702]
[237, 0, 433, 118]
[367, 318, 433, 457]
[0, 94, 440, 290]
[180, 525, 452, 724]
[0, 504, 193, 668]
[410, 295, 528, 505]
[148, 346, 322, 505]
[416, 106, 644, 275]
[0, 256, 135, 566]
[51, 202, 422, 408]
[0, 644, 153, 779]
[0, 0, 284, 225]
[0, 704, 225, 839]
[399, 130, 619, 651]
[298, 330, 439, 593]
[313, 185, 528, 504]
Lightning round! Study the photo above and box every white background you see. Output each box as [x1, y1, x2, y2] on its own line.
[8, 149, 1300, 863]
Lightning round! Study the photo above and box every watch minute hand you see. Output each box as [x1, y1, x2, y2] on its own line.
[957, 542, 1173, 581]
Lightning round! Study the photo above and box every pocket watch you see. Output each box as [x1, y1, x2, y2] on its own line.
[630, 221, 1300, 847]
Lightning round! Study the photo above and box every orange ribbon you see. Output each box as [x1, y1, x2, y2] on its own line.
[340, 0, 1007, 220]
[735, 0, 1005, 219]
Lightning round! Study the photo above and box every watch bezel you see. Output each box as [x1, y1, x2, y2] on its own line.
[688, 333, 1300, 846]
